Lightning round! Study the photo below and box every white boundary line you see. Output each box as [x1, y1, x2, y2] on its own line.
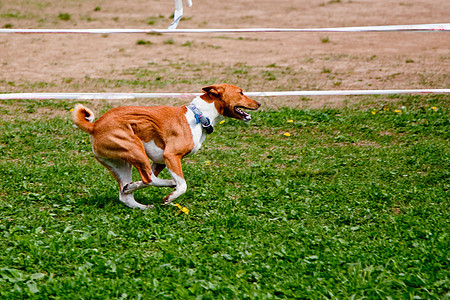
[1, 24, 449, 34]
[1, 89, 449, 100]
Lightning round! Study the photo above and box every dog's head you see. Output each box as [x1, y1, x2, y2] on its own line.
[201, 84, 261, 121]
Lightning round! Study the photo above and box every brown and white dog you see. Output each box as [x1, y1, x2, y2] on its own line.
[72, 84, 261, 209]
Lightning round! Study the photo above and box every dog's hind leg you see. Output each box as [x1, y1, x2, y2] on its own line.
[120, 149, 176, 195]
[96, 156, 151, 210]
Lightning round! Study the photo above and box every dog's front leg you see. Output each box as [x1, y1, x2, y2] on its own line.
[152, 163, 176, 188]
[123, 162, 175, 194]
[123, 172, 176, 194]
[162, 154, 187, 205]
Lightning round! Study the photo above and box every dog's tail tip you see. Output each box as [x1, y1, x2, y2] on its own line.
[72, 104, 95, 134]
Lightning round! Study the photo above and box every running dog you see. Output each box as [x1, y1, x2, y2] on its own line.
[72, 84, 261, 209]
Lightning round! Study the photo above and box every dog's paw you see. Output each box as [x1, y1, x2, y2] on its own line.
[162, 197, 172, 206]
[122, 183, 132, 194]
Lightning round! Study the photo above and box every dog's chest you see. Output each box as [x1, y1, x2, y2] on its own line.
[142, 115, 205, 164]
[188, 128, 205, 156]
[185, 110, 206, 157]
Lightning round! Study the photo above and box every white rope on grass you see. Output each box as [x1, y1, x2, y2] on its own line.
[1, 23, 449, 34]
[1, 89, 449, 100]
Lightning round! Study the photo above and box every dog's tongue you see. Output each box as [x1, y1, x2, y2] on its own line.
[236, 107, 251, 121]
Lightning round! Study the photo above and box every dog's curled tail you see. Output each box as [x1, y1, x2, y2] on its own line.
[72, 104, 95, 134]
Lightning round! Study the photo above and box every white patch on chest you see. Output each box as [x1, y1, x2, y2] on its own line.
[143, 140, 165, 164]
[184, 107, 207, 157]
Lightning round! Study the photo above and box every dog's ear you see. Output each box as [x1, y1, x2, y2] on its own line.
[202, 85, 223, 97]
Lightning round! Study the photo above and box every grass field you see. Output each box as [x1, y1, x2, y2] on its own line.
[0, 94, 448, 299]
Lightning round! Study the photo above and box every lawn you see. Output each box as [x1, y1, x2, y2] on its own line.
[0, 95, 448, 299]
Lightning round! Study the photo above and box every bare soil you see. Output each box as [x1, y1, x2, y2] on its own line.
[1, 0, 449, 108]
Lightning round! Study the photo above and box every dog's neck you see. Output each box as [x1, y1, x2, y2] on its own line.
[188, 96, 224, 126]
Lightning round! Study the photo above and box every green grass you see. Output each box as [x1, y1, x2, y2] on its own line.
[57, 13, 71, 22]
[0, 95, 449, 298]
[136, 40, 153, 46]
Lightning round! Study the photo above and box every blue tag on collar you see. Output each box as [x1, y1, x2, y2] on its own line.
[188, 104, 214, 134]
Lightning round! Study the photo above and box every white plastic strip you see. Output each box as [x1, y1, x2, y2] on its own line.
[1, 89, 449, 100]
[0, 23, 449, 34]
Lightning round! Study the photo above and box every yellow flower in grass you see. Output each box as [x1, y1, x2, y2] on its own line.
[394, 109, 402, 114]
[432, 107, 437, 111]
[174, 203, 189, 215]
[371, 111, 377, 115]
[219, 120, 226, 124]
[283, 132, 291, 137]
[287, 120, 294, 123]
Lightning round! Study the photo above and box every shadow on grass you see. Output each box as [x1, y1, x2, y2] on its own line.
[79, 186, 174, 210]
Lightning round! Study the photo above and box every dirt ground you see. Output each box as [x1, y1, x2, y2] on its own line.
[1, 0, 449, 108]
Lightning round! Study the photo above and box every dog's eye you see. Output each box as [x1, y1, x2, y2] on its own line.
[239, 91, 244, 95]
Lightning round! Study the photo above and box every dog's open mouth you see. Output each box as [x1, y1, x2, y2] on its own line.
[234, 106, 252, 121]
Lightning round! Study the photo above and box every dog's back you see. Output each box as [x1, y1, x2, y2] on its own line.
[87, 106, 190, 142]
